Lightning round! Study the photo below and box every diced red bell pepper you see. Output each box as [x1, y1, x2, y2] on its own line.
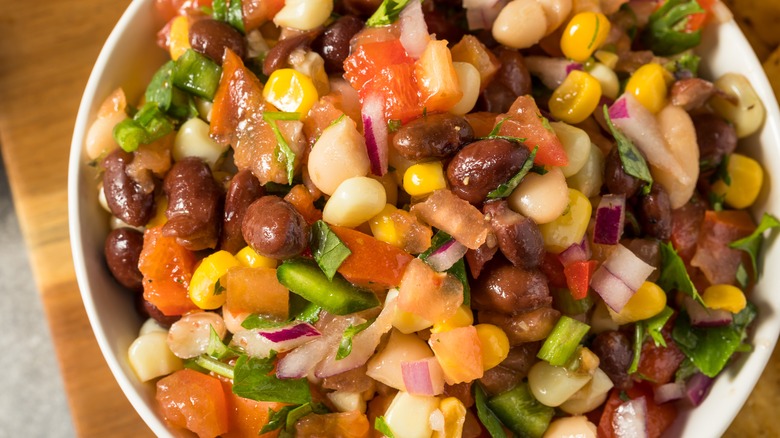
[497, 96, 569, 167]
[685, 0, 716, 32]
[330, 225, 414, 288]
[343, 39, 414, 91]
[540, 252, 568, 289]
[563, 260, 598, 300]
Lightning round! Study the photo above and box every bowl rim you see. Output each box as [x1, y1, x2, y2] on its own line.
[67, 1, 780, 437]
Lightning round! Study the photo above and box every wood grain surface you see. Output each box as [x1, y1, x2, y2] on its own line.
[0, 1, 777, 437]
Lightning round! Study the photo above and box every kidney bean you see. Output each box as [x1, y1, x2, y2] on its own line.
[471, 258, 552, 314]
[136, 295, 180, 328]
[475, 81, 517, 114]
[392, 113, 474, 161]
[693, 113, 737, 173]
[638, 183, 672, 241]
[162, 157, 223, 251]
[495, 47, 532, 97]
[220, 170, 264, 254]
[483, 200, 544, 269]
[604, 146, 643, 198]
[189, 18, 247, 64]
[312, 15, 364, 73]
[263, 31, 318, 76]
[501, 342, 541, 376]
[479, 365, 522, 396]
[447, 138, 530, 204]
[465, 242, 498, 279]
[479, 307, 560, 345]
[242, 196, 309, 259]
[102, 149, 155, 227]
[590, 330, 633, 390]
[104, 227, 145, 291]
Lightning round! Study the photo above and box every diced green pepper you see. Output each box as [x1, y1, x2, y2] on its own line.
[488, 383, 554, 438]
[642, 0, 704, 56]
[173, 49, 223, 101]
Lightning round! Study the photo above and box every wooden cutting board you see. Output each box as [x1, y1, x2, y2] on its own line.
[0, 1, 776, 436]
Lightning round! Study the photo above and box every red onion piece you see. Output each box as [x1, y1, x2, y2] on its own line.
[401, 357, 445, 396]
[654, 381, 685, 404]
[594, 194, 626, 245]
[612, 396, 648, 438]
[558, 237, 592, 267]
[426, 239, 469, 272]
[525, 57, 584, 90]
[232, 323, 321, 359]
[465, 0, 507, 31]
[682, 296, 733, 327]
[361, 92, 388, 176]
[686, 372, 715, 406]
[591, 244, 655, 312]
[608, 95, 629, 119]
[399, 0, 430, 59]
[259, 323, 320, 343]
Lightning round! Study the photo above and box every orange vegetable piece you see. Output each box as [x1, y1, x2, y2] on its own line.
[242, 0, 285, 32]
[139, 226, 198, 316]
[220, 379, 286, 438]
[397, 258, 464, 323]
[330, 225, 414, 288]
[415, 40, 463, 113]
[156, 369, 229, 438]
[429, 325, 484, 385]
[360, 63, 423, 123]
[284, 184, 322, 225]
[225, 266, 289, 319]
[497, 96, 569, 167]
[343, 39, 414, 91]
[690, 210, 755, 286]
[450, 35, 500, 91]
[294, 411, 371, 438]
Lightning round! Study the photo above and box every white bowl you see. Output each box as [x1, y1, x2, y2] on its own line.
[68, 1, 780, 436]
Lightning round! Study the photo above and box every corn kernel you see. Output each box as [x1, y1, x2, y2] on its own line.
[189, 250, 240, 309]
[624, 63, 672, 114]
[263, 68, 319, 115]
[549, 70, 602, 124]
[403, 161, 448, 197]
[393, 308, 433, 334]
[609, 281, 667, 324]
[539, 189, 592, 253]
[711, 153, 764, 209]
[168, 15, 191, 61]
[703, 284, 747, 313]
[235, 246, 277, 269]
[146, 195, 168, 228]
[369, 204, 401, 247]
[475, 324, 510, 371]
[595, 50, 619, 70]
[431, 305, 474, 333]
[561, 12, 611, 62]
[128, 331, 183, 382]
[433, 397, 467, 438]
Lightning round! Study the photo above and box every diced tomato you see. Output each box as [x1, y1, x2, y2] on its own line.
[686, 0, 716, 32]
[636, 313, 685, 384]
[598, 384, 677, 438]
[360, 63, 424, 123]
[415, 40, 463, 113]
[671, 197, 706, 263]
[330, 225, 414, 288]
[498, 96, 569, 167]
[284, 184, 322, 225]
[242, 0, 285, 32]
[398, 258, 464, 323]
[220, 379, 286, 438]
[540, 252, 568, 289]
[156, 369, 229, 438]
[225, 266, 289, 319]
[429, 326, 484, 384]
[344, 39, 414, 91]
[563, 260, 598, 300]
[139, 226, 198, 316]
[690, 210, 755, 286]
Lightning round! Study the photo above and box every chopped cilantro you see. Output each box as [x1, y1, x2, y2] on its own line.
[658, 242, 704, 305]
[603, 105, 653, 191]
[336, 318, 375, 360]
[194, 354, 235, 379]
[310, 220, 352, 281]
[387, 119, 402, 133]
[260, 405, 297, 435]
[729, 213, 780, 281]
[487, 146, 538, 199]
[366, 0, 412, 27]
[213, 278, 226, 296]
[263, 111, 302, 184]
[419, 230, 470, 304]
[629, 306, 673, 374]
[232, 352, 312, 404]
[375, 416, 397, 438]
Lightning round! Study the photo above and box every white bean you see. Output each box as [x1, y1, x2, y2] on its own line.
[566, 143, 604, 198]
[710, 73, 765, 138]
[537, 0, 573, 35]
[222, 305, 251, 334]
[527, 360, 593, 407]
[656, 104, 700, 209]
[166, 312, 227, 359]
[559, 367, 614, 414]
[138, 318, 167, 336]
[508, 167, 569, 224]
[588, 63, 619, 100]
[308, 116, 370, 196]
[552, 122, 591, 177]
[273, 0, 333, 31]
[450, 62, 481, 116]
[323, 177, 387, 228]
[173, 117, 228, 168]
[543, 416, 598, 438]
[128, 331, 183, 382]
[492, 0, 548, 49]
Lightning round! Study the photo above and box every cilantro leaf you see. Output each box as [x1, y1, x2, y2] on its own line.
[419, 230, 454, 260]
[260, 405, 297, 434]
[603, 105, 653, 189]
[260, 402, 329, 435]
[310, 220, 352, 281]
[419, 231, 470, 304]
[629, 306, 674, 374]
[375, 416, 397, 438]
[387, 119, 402, 133]
[474, 383, 508, 438]
[672, 303, 757, 377]
[628, 322, 645, 374]
[366, 0, 412, 27]
[263, 111, 302, 184]
[232, 353, 312, 404]
[336, 318, 375, 360]
[206, 325, 238, 360]
[729, 213, 780, 281]
[194, 354, 235, 379]
[213, 278, 226, 296]
[487, 146, 538, 199]
[658, 242, 704, 305]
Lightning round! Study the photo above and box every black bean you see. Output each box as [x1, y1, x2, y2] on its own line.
[242, 196, 309, 259]
[189, 18, 247, 64]
[162, 157, 223, 251]
[483, 200, 544, 269]
[392, 113, 474, 161]
[102, 149, 155, 227]
[104, 228, 145, 292]
[693, 113, 737, 173]
[220, 170, 264, 254]
[638, 183, 672, 241]
[591, 331, 634, 390]
[479, 307, 560, 345]
[447, 138, 530, 204]
[471, 258, 551, 314]
[263, 32, 317, 77]
[604, 146, 643, 197]
[312, 16, 364, 73]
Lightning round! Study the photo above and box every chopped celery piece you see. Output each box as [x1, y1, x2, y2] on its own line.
[173, 49, 223, 101]
[537, 315, 590, 366]
[488, 383, 554, 438]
